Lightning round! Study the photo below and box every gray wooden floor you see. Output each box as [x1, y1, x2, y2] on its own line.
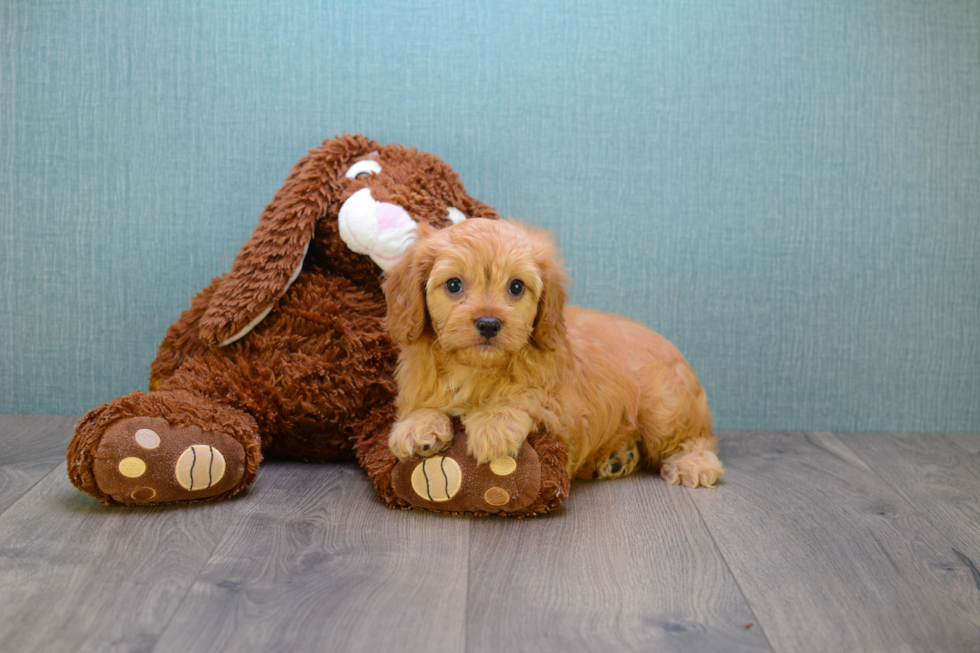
[1, 415, 978, 653]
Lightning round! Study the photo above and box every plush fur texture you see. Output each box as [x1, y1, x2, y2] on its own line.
[383, 219, 725, 487]
[67, 135, 569, 515]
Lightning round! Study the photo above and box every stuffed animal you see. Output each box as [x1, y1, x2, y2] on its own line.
[66, 134, 569, 517]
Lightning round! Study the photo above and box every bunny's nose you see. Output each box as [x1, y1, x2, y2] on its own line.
[475, 316, 502, 339]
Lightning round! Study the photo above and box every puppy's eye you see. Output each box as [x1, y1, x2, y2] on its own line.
[508, 280, 525, 297]
[445, 278, 463, 295]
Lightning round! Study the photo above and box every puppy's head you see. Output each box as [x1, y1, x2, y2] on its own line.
[383, 220, 568, 367]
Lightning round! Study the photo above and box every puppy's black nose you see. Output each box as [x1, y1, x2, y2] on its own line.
[475, 316, 502, 339]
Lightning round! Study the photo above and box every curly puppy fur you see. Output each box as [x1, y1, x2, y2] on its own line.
[383, 219, 724, 488]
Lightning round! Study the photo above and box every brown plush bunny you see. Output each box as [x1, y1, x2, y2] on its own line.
[66, 135, 569, 516]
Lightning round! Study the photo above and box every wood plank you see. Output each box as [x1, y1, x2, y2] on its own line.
[948, 432, 980, 456]
[691, 431, 980, 653]
[466, 473, 771, 653]
[0, 414, 78, 515]
[0, 466, 246, 653]
[152, 461, 470, 653]
[844, 432, 980, 565]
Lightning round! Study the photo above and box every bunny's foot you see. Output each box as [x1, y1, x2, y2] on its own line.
[68, 392, 262, 505]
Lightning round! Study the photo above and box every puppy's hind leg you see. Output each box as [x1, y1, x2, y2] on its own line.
[637, 359, 724, 488]
[594, 440, 641, 480]
[660, 435, 724, 488]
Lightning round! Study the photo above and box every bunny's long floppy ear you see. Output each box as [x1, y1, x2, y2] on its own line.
[199, 134, 379, 346]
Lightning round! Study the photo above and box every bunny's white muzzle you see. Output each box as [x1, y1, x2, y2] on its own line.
[338, 188, 420, 271]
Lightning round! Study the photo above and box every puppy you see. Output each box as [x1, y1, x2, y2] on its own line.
[382, 219, 724, 488]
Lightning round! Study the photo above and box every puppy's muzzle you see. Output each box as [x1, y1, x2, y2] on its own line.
[475, 316, 502, 340]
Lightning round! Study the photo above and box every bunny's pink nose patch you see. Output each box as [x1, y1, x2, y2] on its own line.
[375, 203, 413, 231]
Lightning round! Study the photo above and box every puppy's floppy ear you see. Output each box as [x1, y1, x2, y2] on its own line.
[199, 134, 379, 346]
[382, 224, 437, 346]
[531, 231, 569, 351]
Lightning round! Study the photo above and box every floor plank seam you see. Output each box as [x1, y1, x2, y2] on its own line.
[147, 496, 250, 653]
[826, 432, 980, 584]
[0, 463, 67, 521]
[0, 414, 79, 520]
[685, 481, 777, 653]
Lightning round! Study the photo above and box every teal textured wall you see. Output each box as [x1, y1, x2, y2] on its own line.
[2, 1, 978, 431]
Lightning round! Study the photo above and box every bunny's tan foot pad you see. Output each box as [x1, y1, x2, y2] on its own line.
[93, 417, 247, 505]
[389, 427, 570, 517]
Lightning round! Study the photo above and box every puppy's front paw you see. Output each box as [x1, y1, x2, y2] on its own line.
[389, 410, 454, 461]
[463, 407, 533, 465]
